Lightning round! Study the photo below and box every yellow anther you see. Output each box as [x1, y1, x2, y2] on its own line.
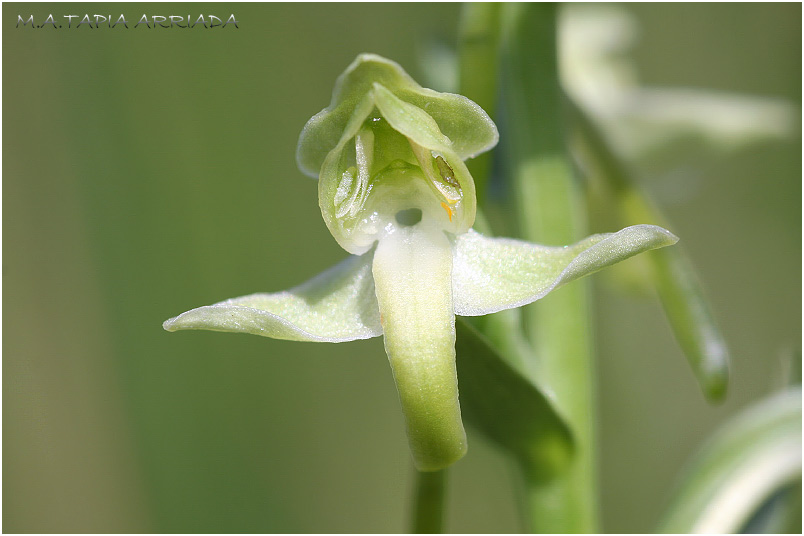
[441, 202, 453, 222]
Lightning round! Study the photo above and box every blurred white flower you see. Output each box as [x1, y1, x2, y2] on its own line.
[559, 4, 797, 163]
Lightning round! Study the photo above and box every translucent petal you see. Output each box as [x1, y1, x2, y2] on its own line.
[297, 53, 498, 177]
[373, 83, 453, 153]
[296, 55, 411, 178]
[452, 224, 679, 316]
[394, 86, 498, 160]
[163, 254, 381, 342]
[372, 223, 466, 471]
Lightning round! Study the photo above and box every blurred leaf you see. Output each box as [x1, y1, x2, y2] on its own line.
[740, 481, 802, 534]
[648, 245, 730, 400]
[782, 349, 802, 387]
[417, 40, 459, 94]
[657, 387, 802, 534]
[458, 2, 501, 118]
[559, 4, 798, 173]
[612, 89, 797, 164]
[569, 98, 731, 401]
[455, 318, 574, 482]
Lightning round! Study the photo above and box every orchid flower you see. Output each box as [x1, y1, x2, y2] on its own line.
[163, 54, 678, 472]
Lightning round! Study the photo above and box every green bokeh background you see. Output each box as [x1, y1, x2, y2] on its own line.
[4, 3, 800, 533]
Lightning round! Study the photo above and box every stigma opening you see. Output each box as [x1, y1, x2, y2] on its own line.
[395, 208, 423, 227]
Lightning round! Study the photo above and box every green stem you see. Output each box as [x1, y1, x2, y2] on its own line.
[458, 2, 502, 203]
[500, 4, 597, 532]
[412, 469, 447, 533]
[458, 6, 537, 376]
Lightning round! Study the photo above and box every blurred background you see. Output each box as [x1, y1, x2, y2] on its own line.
[4, 3, 800, 533]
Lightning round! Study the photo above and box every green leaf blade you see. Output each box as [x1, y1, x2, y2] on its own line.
[455, 318, 574, 481]
[650, 246, 730, 401]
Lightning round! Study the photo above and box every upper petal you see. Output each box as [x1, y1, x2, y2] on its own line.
[373, 83, 452, 153]
[393, 85, 498, 160]
[296, 53, 498, 178]
[452, 224, 679, 316]
[163, 253, 382, 342]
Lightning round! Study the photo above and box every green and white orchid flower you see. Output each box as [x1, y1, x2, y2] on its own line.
[163, 54, 678, 472]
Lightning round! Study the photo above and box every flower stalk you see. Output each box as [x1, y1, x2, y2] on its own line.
[501, 4, 597, 531]
[412, 469, 447, 533]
